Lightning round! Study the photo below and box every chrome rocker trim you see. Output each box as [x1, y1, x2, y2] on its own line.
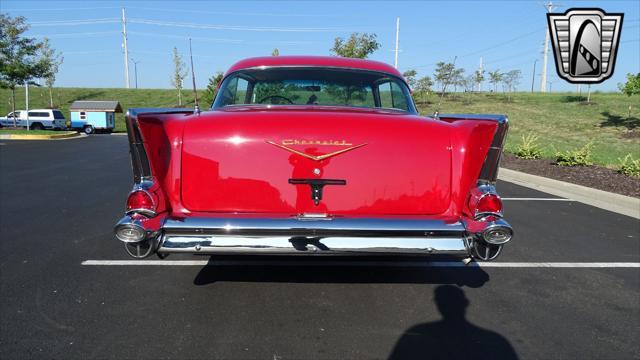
[157, 217, 470, 256]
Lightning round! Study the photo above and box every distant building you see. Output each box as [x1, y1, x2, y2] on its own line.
[69, 101, 122, 134]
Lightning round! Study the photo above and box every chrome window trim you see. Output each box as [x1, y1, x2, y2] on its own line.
[213, 66, 417, 114]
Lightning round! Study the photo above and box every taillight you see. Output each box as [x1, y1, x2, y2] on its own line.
[477, 193, 502, 215]
[468, 186, 503, 219]
[126, 190, 156, 216]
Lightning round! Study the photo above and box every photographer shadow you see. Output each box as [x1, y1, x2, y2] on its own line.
[388, 285, 518, 360]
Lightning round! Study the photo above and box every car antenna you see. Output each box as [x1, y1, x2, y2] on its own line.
[188, 38, 200, 114]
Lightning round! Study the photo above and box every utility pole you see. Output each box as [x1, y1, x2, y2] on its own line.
[531, 59, 537, 92]
[131, 58, 140, 89]
[394, 17, 400, 69]
[121, 8, 130, 89]
[548, 80, 553, 92]
[540, 1, 557, 93]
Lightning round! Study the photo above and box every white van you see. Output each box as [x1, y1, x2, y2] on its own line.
[0, 109, 67, 130]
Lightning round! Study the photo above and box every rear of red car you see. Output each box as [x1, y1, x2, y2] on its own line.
[114, 56, 513, 262]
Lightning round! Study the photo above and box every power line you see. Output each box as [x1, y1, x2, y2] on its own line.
[127, 18, 349, 32]
[458, 28, 544, 59]
[29, 31, 121, 38]
[126, 6, 337, 18]
[484, 49, 539, 65]
[2, 6, 119, 11]
[28, 18, 120, 26]
[127, 31, 314, 46]
[402, 27, 544, 70]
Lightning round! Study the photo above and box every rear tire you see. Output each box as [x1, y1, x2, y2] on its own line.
[30, 123, 44, 131]
[83, 125, 94, 135]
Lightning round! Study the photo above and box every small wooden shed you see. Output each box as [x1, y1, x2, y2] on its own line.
[69, 101, 122, 133]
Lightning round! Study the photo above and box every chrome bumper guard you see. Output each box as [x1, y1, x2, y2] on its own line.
[157, 217, 470, 256]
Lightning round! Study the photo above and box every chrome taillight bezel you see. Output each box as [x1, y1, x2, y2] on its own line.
[468, 184, 503, 220]
[126, 184, 157, 217]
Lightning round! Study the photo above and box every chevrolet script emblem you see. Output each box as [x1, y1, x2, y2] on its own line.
[266, 140, 367, 161]
[547, 8, 623, 84]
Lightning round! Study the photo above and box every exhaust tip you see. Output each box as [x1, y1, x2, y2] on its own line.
[482, 224, 513, 245]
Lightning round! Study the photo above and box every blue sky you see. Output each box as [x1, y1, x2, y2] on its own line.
[3, 0, 639, 91]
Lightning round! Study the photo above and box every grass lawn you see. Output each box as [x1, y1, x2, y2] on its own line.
[0, 87, 207, 134]
[1, 87, 638, 167]
[0, 129, 71, 135]
[415, 92, 640, 167]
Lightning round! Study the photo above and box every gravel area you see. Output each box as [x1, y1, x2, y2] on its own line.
[501, 153, 640, 198]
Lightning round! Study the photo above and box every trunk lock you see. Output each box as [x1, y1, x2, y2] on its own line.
[289, 178, 346, 205]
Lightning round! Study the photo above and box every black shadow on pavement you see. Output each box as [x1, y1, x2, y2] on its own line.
[193, 256, 490, 287]
[388, 285, 518, 360]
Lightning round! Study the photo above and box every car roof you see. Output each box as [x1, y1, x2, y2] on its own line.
[226, 56, 403, 78]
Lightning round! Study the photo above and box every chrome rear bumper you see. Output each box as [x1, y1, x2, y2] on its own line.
[157, 217, 470, 256]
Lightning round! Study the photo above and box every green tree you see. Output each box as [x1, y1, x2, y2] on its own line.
[202, 71, 224, 106]
[488, 70, 502, 93]
[271, 48, 279, 56]
[619, 73, 640, 96]
[402, 69, 418, 90]
[331, 33, 380, 59]
[433, 62, 456, 94]
[0, 14, 48, 125]
[415, 75, 433, 103]
[502, 69, 521, 101]
[618, 73, 640, 118]
[40, 37, 63, 108]
[170, 47, 188, 106]
[451, 67, 465, 92]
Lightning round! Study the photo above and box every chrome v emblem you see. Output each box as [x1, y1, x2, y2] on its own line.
[266, 141, 367, 161]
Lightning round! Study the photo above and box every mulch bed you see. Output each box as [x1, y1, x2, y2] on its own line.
[501, 153, 640, 198]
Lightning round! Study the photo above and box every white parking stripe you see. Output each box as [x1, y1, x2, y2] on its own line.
[501, 198, 574, 201]
[81, 260, 640, 268]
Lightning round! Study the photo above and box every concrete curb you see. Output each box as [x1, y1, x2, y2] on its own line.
[110, 132, 127, 136]
[498, 167, 640, 219]
[0, 131, 81, 140]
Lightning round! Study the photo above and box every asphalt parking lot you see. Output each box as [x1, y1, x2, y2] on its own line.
[1, 135, 638, 359]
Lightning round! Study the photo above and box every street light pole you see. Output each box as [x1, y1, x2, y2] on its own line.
[531, 59, 537, 93]
[131, 58, 140, 89]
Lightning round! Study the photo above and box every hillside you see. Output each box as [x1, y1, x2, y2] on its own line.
[1, 87, 638, 166]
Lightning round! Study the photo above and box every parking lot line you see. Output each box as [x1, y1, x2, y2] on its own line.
[501, 198, 573, 201]
[81, 260, 640, 268]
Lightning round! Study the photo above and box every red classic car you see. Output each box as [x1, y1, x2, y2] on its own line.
[114, 56, 513, 262]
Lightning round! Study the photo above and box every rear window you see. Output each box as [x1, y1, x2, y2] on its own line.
[28, 111, 49, 118]
[53, 110, 65, 119]
[213, 67, 415, 113]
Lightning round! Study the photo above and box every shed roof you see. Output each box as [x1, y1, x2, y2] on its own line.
[69, 101, 122, 112]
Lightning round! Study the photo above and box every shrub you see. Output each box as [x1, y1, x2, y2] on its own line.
[514, 133, 543, 159]
[618, 154, 640, 177]
[555, 142, 593, 166]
